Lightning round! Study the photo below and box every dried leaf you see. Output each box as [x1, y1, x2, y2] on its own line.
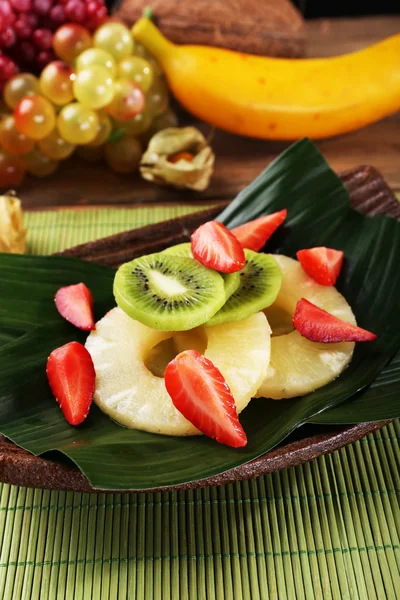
[0, 194, 26, 254]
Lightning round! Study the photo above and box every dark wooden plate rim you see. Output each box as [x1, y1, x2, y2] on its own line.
[0, 165, 399, 493]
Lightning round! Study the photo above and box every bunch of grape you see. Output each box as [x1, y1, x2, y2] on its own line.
[0, 20, 177, 189]
[0, 0, 108, 87]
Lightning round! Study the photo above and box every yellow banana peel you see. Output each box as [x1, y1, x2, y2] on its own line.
[133, 18, 400, 140]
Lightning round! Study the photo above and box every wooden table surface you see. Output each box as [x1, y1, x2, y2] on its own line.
[21, 16, 400, 210]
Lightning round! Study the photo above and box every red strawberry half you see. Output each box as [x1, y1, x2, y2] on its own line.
[296, 246, 344, 286]
[191, 221, 246, 273]
[231, 209, 287, 252]
[293, 298, 377, 343]
[55, 282, 95, 331]
[164, 349, 247, 448]
[46, 341, 96, 426]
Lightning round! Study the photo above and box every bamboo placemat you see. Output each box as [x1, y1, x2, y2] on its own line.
[0, 207, 399, 599]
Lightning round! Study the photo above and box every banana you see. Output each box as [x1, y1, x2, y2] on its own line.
[133, 18, 400, 140]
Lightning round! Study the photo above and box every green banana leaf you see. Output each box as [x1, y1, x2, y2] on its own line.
[311, 350, 400, 424]
[0, 139, 399, 490]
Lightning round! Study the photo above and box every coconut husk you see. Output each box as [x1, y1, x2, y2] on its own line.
[115, 0, 306, 57]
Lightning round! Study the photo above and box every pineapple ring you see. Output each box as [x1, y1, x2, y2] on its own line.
[256, 255, 356, 400]
[85, 307, 271, 436]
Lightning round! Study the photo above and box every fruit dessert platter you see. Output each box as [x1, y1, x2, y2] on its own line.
[0, 138, 398, 490]
[46, 211, 376, 449]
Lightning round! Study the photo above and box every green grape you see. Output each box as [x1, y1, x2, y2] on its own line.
[76, 48, 117, 78]
[4, 74, 41, 110]
[134, 42, 162, 77]
[151, 109, 178, 132]
[53, 24, 92, 64]
[38, 130, 75, 160]
[146, 78, 169, 117]
[117, 57, 154, 92]
[94, 22, 133, 61]
[0, 150, 25, 188]
[14, 95, 56, 141]
[73, 66, 115, 110]
[0, 115, 35, 155]
[106, 78, 145, 121]
[24, 148, 58, 178]
[57, 103, 99, 145]
[40, 61, 75, 107]
[88, 113, 112, 147]
[77, 145, 104, 162]
[104, 136, 142, 173]
[113, 108, 152, 137]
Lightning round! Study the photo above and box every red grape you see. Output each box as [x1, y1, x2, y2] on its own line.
[0, 0, 109, 81]
[49, 5, 65, 26]
[32, 0, 53, 16]
[65, 0, 86, 23]
[0, 2, 16, 28]
[19, 40, 36, 64]
[14, 16, 33, 40]
[37, 49, 55, 69]
[0, 28, 16, 49]
[32, 29, 53, 50]
[10, 0, 32, 11]
[26, 14, 38, 29]
[86, 1, 99, 17]
[0, 54, 18, 88]
[93, 6, 107, 27]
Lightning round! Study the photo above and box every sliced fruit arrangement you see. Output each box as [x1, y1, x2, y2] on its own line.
[0, 17, 176, 189]
[84, 307, 270, 438]
[45, 213, 376, 449]
[113, 252, 226, 331]
[162, 242, 240, 301]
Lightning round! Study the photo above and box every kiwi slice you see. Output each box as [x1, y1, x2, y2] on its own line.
[163, 242, 240, 300]
[207, 250, 282, 326]
[114, 252, 226, 331]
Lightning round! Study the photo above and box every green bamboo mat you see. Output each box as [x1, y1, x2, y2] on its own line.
[0, 206, 399, 600]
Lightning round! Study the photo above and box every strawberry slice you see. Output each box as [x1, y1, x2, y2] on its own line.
[296, 247, 344, 286]
[231, 209, 287, 252]
[46, 341, 96, 426]
[293, 298, 377, 343]
[191, 221, 246, 273]
[164, 349, 247, 448]
[55, 282, 95, 331]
